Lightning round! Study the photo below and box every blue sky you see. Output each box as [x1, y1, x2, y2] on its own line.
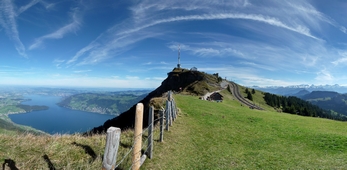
[1, 0, 347, 88]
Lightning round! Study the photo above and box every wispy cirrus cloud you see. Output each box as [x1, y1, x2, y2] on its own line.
[115, 13, 319, 41]
[73, 70, 91, 73]
[67, 0, 323, 67]
[53, 59, 65, 68]
[0, 0, 55, 57]
[29, 7, 82, 50]
[17, 0, 40, 16]
[315, 68, 334, 84]
[331, 52, 347, 66]
[239, 61, 276, 71]
[168, 42, 245, 58]
[17, 0, 55, 16]
[0, 0, 26, 57]
[286, 1, 347, 34]
[199, 66, 304, 87]
[64, 0, 347, 88]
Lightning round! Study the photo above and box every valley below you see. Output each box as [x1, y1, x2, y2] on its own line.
[0, 87, 150, 134]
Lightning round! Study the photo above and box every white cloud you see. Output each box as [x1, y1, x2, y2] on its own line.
[0, 76, 162, 88]
[73, 70, 91, 73]
[332, 58, 347, 66]
[29, 7, 82, 50]
[115, 13, 319, 41]
[239, 61, 275, 71]
[0, 0, 26, 57]
[39, 1, 55, 10]
[53, 59, 65, 68]
[332, 52, 347, 65]
[315, 68, 334, 84]
[198, 66, 304, 87]
[69, 0, 324, 67]
[17, 0, 40, 16]
[168, 43, 246, 58]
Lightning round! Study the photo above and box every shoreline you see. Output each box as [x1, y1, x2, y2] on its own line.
[0, 109, 49, 135]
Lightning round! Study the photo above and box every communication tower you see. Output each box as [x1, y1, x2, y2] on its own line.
[177, 44, 181, 68]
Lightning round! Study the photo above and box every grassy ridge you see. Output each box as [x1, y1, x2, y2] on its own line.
[143, 90, 347, 169]
[2, 88, 347, 169]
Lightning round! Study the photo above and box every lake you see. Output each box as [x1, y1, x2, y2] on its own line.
[9, 95, 115, 135]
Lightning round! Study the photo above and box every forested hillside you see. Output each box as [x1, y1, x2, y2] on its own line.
[263, 92, 347, 121]
[299, 91, 347, 116]
[58, 92, 148, 115]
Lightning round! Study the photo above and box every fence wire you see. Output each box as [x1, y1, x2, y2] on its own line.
[112, 91, 177, 169]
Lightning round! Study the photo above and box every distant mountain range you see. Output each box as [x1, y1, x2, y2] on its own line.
[253, 84, 347, 116]
[253, 84, 347, 96]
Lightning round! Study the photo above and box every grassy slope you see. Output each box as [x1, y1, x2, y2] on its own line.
[143, 90, 347, 169]
[0, 130, 140, 169]
[2, 87, 347, 169]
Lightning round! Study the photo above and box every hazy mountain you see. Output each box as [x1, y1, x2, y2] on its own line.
[292, 89, 310, 98]
[298, 91, 347, 116]
[253, 84, 347, 96]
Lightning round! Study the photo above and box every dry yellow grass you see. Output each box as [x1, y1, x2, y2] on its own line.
[0, 128, 142, 169]
[0, 133, 105, 169]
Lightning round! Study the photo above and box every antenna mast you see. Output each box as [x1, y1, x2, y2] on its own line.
[177, 44, 181, 68]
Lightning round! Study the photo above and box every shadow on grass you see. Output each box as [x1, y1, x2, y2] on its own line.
[71, 142, 97, 163]
[120, 142, 132, 149]
[42, 154, 56, 170]
[2, 159, 19, 170]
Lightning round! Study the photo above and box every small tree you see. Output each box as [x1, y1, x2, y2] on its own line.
[247, 91, 253, 101]
[245, 88, 249, 93]
[252, 89, 256, 94]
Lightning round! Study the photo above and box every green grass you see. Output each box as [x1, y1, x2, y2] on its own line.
[142, 90, 347, 169]
[2, 88, 347, 169]
[238, 86, 275, 111]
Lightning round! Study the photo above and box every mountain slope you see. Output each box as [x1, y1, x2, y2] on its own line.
[302, 91, 339, 100]
[254, 84, 347, 95]
[300, 91, 347, 116]
[57, 92, 147, 115]
[143, 91, 347, 169]
[86, 68, 224, 134]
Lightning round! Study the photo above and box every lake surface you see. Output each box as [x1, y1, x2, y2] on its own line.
[9, 95, 115, 134]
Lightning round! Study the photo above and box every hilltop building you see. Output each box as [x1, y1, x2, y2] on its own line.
[207, 92, 223, 102]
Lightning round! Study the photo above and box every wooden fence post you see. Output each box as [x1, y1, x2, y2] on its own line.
[168, 91, 171, 101]
[168, 100, 173, 126]
[174, 99, 177, 118]
[147, 106, 154, 159]
[173, 99, 177, 119]
[132, 103, 143, 170]
[102, 127, 121, 170]
[159, 109, 164, 142]
[165, 100, 170, 131]
[171, 99, 176, 121]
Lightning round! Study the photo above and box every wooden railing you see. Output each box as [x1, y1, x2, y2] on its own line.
[102, 91, 177, 170]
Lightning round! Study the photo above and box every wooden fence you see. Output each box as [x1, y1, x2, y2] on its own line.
[102, 91, 177, 170]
